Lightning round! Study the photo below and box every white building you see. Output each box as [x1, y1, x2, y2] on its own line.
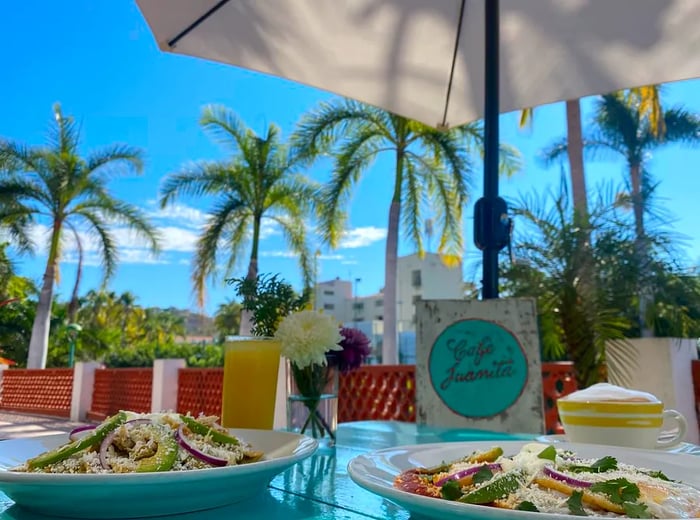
[313, 253, 464, 362]
[395, 253, 464, 332]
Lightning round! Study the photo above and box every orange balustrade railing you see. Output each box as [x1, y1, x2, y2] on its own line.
[87, 368, 153, 421]
[338, 365, 416, 422]
[541, 362, 578, 434]
[177, 369, 223, 417]
[0, 368, 73, 417]
[174, 362, 578, 432]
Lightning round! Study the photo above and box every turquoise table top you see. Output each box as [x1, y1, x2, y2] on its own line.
[0, 422, 537, 520]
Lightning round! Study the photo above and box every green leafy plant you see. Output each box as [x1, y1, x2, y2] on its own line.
[227, 273, 310, 336]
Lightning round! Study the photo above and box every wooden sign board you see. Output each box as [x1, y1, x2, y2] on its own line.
[416, 298, 544, 433]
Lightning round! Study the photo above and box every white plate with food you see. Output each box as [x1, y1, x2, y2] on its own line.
[535, 435, 700, 455]
[0, 411, 317, 519]
[348, 440, 700, 520]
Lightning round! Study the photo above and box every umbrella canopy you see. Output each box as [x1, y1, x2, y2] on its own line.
[136, 0, 700, 363]
[137, 0, 700, 130]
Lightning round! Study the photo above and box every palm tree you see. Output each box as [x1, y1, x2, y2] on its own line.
[213, 299, 242, 341]
[292, 99, 520, 364]
[522, 86, 664, 222]
[0, 104, 160, 368]
[502, 179, 632, 387]
[159, 105, 319, 311]
[543, 92, 700, 336]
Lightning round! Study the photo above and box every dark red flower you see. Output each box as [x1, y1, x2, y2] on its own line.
[330, 327, 371, 373]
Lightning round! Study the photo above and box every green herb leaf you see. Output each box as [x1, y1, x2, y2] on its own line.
[537, 445, 557, 461]
[590, 478, 640, 505]
[566, 491, 588, 516]
[440, 480, 463, 501]
[472, 465, 495, 484]
[643, 470, 671, 482]
[516, 501, 540, 512]
[623, 502, 653, 519]
[569, 456, 618, 474]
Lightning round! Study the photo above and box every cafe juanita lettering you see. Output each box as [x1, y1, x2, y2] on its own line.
[440, 336, 515, 391]
[428, 319, 528, 418]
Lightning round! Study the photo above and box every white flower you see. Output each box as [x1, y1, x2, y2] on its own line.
[275, 310, 342, 368]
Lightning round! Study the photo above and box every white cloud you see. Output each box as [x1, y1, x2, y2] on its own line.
[260, 218, 280, 239]
[339, 226, 387, 248]
[341, 259, 359, 265]
[148, 203, 207, 229]
[260, 250, 297, 258]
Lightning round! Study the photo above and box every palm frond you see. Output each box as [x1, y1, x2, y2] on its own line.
[158, 162, 233, 207]
[658, 107, 700, 145]
[85, 144, 145, 178]
[71, 209, 118, 281]
[269, 214, 313, 288]
[192, 198, 248, 306]
[291, 99, 390, 163]
[48, 103, 81, 156]
[72, 197, 161, 255]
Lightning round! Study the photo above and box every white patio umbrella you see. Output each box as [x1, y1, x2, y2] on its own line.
[136, 0, 700, 359]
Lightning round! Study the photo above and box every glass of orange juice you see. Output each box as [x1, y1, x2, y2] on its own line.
[221, 336, 282, 429]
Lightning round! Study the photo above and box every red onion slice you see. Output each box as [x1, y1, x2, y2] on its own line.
[98, 419, 154, 470]
[543, 466, 593, 488]
[435, 463, 502, 487]
[176, 424, 227, 467]
[68, 424, 96, 441]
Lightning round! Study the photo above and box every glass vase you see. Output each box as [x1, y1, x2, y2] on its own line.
[286, 358, 339, 448]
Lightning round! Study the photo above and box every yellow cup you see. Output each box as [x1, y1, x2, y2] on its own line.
[557, 399, 687, 449]
[221, 336, 282, 430]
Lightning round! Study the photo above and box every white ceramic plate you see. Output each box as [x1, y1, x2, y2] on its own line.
[348, 440, 700, 520]
[0, 429, 317, 519]
[535, 435, 700, 455]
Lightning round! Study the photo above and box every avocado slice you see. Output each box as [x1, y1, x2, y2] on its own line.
[459, 472, 521, 504]
[27, 412, 127, 470]
[133, 425, 178, 473]
[179, 415, 240, 445]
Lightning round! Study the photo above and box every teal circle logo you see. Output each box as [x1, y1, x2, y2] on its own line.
[429, 319, 528, 418]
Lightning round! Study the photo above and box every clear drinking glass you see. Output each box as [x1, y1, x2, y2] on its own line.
[221, 336, 282, 429]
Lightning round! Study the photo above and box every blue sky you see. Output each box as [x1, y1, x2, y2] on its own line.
[3, 1, 700, 315]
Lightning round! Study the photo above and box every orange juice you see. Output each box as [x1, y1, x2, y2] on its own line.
[221, 336, 282, 429]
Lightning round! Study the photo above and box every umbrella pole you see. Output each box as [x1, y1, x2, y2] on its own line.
[474, 0, 506, 299]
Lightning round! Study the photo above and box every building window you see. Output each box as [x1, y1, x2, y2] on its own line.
[324, 303, 335, 310]
[375, 299, 383, 307]
[353, 302, 364, 311]
[412, 294, 422, 304]
[377, 315, 383, 321]
[323, 290, 334, 296]
[412, 269, 422, 287]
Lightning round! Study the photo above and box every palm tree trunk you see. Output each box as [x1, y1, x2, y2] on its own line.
[383, 201, 400, 364]
[382, 150, 404, 365]
[240, 215, 262, 336]
[565, 99, 588, 221]
[630, 163, 653, 337]
[67, 239, 83, 323]
[27, 257, 57, 368]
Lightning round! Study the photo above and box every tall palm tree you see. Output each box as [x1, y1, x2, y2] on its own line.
[544, 92, 700, 336]
[522, 86, 664, 223]
[0, 104, 160, 368]
[292, 99, 520, 364]
[159, 105, 319, 311]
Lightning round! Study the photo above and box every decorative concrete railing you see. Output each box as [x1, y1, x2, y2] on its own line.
[86, 368, 154, 421]
[1, 360, 699, 434]
[0, 368, 74, 417]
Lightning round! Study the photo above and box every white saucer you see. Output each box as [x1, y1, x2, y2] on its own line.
[536, 434, 700, 455]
